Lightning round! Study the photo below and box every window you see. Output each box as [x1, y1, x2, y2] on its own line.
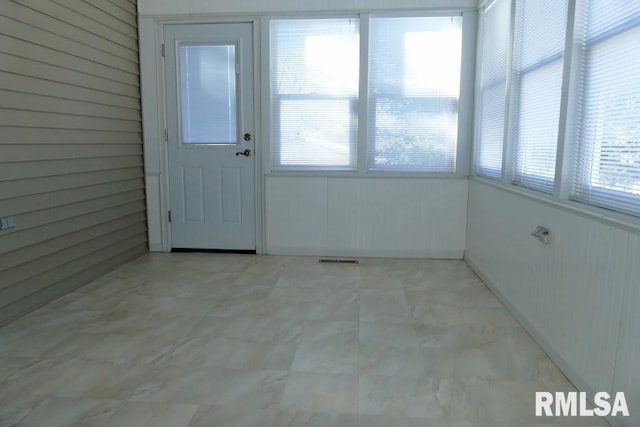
[368, 17, 462, 172]
[179, 44, 238, 144]
[474, 0, 640, 219]
[270, 19, 359, 170]
[571, 0, 640, 215]
[511, 0, 568, 193]
[270, 14, 466, 173]
[475, 0, 511, 179]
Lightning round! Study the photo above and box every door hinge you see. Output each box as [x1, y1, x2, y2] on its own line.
[164, 129, 168, 142]
[168, 210, 172, 222]
[161, 43, 165, 57]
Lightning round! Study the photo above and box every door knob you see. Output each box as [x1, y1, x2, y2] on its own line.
[235, 149, 252, 157]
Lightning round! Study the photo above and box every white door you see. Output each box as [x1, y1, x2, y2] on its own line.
[164, 23, 255, 250]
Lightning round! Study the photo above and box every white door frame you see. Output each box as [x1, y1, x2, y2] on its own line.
[139, 16, 264, 253]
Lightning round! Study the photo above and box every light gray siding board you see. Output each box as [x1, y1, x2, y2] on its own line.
[0, 202, 146, 255]
[0, 216, 145, 272]
[0, 157, 143, 181]
[2, 227, 147, 290]
[1, 179, 144, 215]
[0, 38, 139, 86]
[12, 0, 138, 51]
[107, 0, 138, 17]
[1, 191, 145, 233]
[82, 0, 137, 27]
[0, 144, 142, 162]
[0, 168, 143, 199]
[0, 74, 141, 109]
[0, 2, 138, 62]
[0, 52, 140, 98]
[0, 91, 141, 121]
[0, 128, 142, 144]
[0, 236, 148, 311]
[0, 244, 147, 326]
[0, 15, 138, 74]
[1, 0, 145, 323]
[0, 109, 141, 132]
[50, 0, 137, 39]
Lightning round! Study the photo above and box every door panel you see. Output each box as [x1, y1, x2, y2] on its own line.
[165, 23, 255, 250]
[221, 167, 242, 223]
[182, 167, 204, 223]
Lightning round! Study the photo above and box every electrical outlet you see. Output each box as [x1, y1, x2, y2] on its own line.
[0, 216, 16, 230]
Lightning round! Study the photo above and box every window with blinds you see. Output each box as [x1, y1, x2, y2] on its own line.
[367, 16, 462, 172]
[475, 0, 511, 179]
[270, 19, 359, 170]
[511, 0, 568, 193]
[571, 1, 640, 215]
[269, 14, 467, 174]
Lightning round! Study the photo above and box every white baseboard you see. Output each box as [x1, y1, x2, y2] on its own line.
[266, 246, 464, 259]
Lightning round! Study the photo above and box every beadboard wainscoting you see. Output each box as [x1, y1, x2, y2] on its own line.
[466, 180, 639, 427]
[265, 177, 468, 259]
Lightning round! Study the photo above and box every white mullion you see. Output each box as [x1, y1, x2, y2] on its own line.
[502, 0, 524, 185]
[260, 15, 273, 174]
[501, 0, 517, 185]
[357, 13, 370, 176]
[556, 0, 583, 200]
[471, 6, 487, 176]
[457, 10, 478, 177]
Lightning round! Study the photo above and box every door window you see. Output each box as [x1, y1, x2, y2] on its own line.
[179, 44, 238, 145]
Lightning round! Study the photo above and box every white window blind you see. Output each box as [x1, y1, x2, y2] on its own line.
[476, 0, 511, 179]
[511, 0, 567, 193]
[270, 19, 359, 170]
[367, 16, 462, 172]
[571, 1, 640, 215]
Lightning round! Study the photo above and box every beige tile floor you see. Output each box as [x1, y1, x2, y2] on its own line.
[0, 253, 609, 427]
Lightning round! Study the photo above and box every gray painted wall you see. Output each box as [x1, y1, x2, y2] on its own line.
[0, 0, 147, 325]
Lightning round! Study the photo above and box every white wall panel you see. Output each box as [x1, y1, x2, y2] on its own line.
[139, 0, 477, 15]
[613, 232, 640, 427]
[266, 176, 467, 258]
[327, 178, 467, 258]
[145, 174, 163, 252]
[265, 177, 328, 254]
[466, 180, 630, 400]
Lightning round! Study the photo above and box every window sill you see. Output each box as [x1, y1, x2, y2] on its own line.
[265, 170, 469, 180]
[469, 175, 640, 235]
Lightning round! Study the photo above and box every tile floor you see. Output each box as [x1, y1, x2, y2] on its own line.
[0, 253, 608, 426]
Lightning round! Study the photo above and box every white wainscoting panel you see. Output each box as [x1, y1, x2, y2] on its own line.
[145, 174, 163, 251]
[265, 176, 467, 258]
[265, 176, 329, 254]
[466, 181, 628, 396]
[613, 232, 640, 427]
[327, 178, 467, 258]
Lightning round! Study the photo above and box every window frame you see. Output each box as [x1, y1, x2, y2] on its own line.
[568, 12, 640, 216]
[473, 0, 512, 181]
[472, 0, 640, 225]
[263, 11, 477, 178]
[509, 0, 568, 194]
[268, 16, 360, 172]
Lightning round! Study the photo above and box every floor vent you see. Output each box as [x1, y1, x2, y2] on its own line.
[318, 259, 359, 264]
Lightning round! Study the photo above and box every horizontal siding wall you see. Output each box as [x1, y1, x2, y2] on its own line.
[265, 177, 468, 258]
[0, 0, 146, 325]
